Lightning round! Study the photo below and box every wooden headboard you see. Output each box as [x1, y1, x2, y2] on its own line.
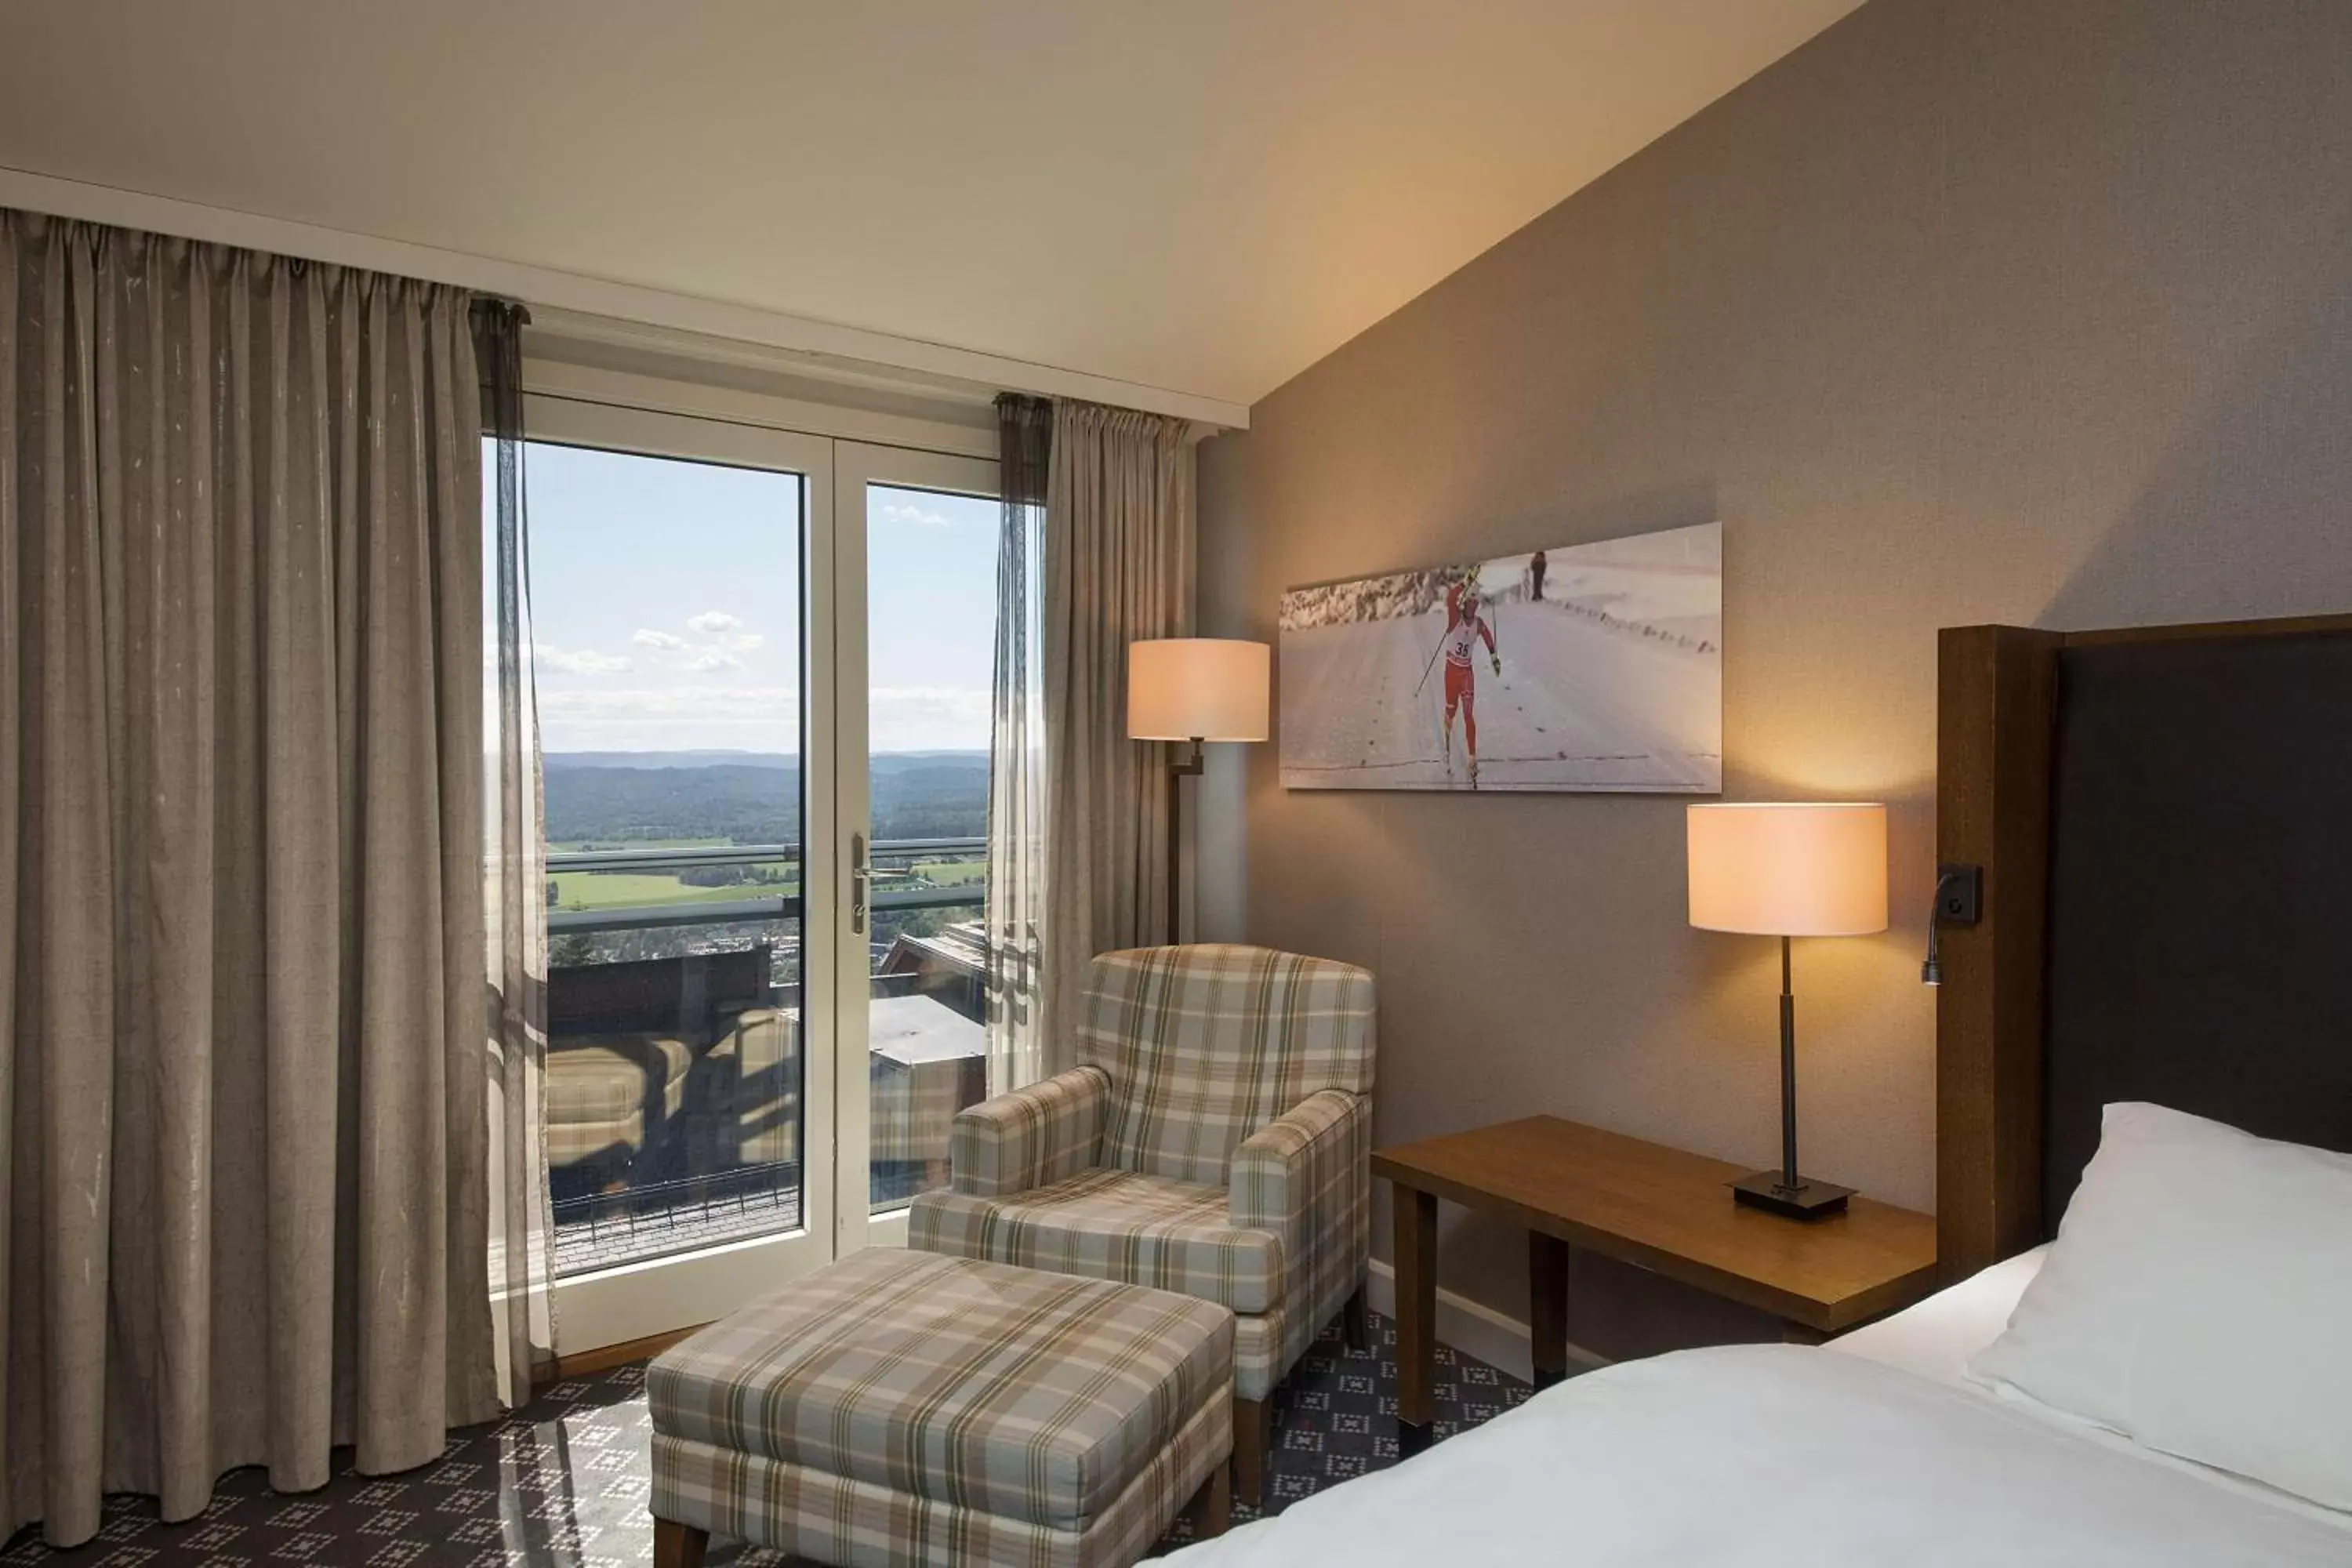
[1934, 613, 2352, 1284]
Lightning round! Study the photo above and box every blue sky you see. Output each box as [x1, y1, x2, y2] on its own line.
[518, 441, 996, 754]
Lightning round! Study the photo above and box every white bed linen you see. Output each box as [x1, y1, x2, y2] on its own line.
[1828, 1243, 2049, 1386]
[1171, 1254, 2352, 1566]
[1964, 1103, 2352, 1513]
[1837, 1240, 2352, 1529]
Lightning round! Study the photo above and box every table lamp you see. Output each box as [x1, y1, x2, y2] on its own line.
[1686, 802, 1888, 1219]
[1129, 638, 1271, 941]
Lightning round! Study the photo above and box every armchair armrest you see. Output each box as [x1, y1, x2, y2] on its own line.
[1230, 1089, 1374, 1348]
[1230, 1088, 1370, 1229]
[948, 1065, 1110, 1197]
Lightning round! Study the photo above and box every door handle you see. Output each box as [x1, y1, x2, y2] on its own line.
[851, 832, 869, 936]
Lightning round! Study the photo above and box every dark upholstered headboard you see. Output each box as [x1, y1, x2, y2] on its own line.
[1934, 615, 2352, 1283]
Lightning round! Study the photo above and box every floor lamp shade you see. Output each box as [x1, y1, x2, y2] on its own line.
[1686, 802, 1887, 1220]
[1686, 803, 1888, 937]
[1128, 638, 1270, 742]
[1130, 639, 1270, 944]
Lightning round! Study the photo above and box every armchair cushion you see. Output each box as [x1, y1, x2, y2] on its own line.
[909, 1168, 1283, 1315]
[545, 1033, 694, 1168]
[1081, 945, 1375, 1185]
[1231, 1088, 1374, 1370]
[946, 1065, 1109, 1199]
[713, 1007, 799, 1167]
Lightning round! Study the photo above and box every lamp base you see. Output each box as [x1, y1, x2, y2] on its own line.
[1730, 1171, 1853, 1220]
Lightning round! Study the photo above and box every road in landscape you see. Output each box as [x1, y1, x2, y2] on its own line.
[1279, 597, 1719, 791]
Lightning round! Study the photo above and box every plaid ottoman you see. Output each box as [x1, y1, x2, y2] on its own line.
[647, 1247, 1236, 1568]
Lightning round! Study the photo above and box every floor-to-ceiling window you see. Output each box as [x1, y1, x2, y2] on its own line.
[836, 449, 1003, 1232]
[529, 440, 811, 1279]
[514, 394, 1001, 1350]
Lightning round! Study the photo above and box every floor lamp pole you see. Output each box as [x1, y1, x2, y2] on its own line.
[1167, 738, 1203, 942]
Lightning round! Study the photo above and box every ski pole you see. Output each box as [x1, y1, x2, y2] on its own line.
[1412, 627, 1446, 697]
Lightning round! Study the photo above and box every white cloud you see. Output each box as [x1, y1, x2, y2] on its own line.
[535, 684, 801, 752]
[533, 643, 633, 676]
[870, 685, 992, 752]
[630, 623, 763, 666]
[876, 499, 960, 530]
[531, 684, 983, 753]
[872, 685, 991, 717]
[538, 684, 798, 721]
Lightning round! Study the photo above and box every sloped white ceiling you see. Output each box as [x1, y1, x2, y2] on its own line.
[0, 0, 1865, 407]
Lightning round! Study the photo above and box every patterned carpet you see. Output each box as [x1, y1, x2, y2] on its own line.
[3, 1312, 1534, 1566]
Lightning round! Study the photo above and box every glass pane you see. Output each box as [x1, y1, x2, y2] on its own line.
[865, 484, 996, 1211]
[528, 442, 806, 1276]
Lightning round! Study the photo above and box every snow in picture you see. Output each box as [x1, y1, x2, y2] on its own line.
[1277, 521, 1722, 793]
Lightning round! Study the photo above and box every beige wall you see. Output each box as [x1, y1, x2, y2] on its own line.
[1197, 0, 2352, 1354]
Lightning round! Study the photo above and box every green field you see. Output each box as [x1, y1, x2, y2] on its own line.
[550, 871, 797, 911]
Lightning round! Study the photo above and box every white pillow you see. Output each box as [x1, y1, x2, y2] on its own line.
[1967, 1101, 2352, 1512]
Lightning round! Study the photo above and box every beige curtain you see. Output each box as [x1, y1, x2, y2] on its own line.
[984, 394, 1051, 1093]
[1038, 400, 1198, 1062]
[475, 301, 558, 1406]
[0, 209, 496, 1548]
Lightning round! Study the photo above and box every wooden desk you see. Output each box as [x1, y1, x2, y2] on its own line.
[1374, 1115, 1938, 1453]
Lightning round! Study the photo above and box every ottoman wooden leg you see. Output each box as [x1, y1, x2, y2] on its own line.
[655, 1517, 709, 1568]
[1184, 1460, 1232, 1538]
[1342, 1283, 1370, 1352]
[1234, 1396, 1271, 1508]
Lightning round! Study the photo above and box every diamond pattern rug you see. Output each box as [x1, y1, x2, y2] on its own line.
[3, 1312, 1533, 1565]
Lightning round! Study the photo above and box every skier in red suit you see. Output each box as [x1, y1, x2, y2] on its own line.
[1439, 576, 1500, 786]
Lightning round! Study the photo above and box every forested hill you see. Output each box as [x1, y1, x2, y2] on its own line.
[543, 752, 987, 844]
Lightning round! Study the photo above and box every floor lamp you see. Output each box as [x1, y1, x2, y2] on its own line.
[1128, 638, 1270, 942]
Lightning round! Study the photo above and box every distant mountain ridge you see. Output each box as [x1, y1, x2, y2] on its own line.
[543, 751, 987, 844]
[545, 750, 985, 771]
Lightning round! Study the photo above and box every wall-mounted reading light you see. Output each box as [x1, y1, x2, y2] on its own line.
[1922, 863, 1983, 985]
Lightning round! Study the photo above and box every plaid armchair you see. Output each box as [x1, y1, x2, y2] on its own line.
[908, 943, 1375, 1502]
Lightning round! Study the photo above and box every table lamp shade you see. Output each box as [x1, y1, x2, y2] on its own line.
[1686, 803, 1888, 937]
[1127, 638, 1271, 742]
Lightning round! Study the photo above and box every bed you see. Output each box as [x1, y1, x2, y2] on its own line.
[1175, 1248, 2350, 1564]
[1170, 612, 2352, 1564]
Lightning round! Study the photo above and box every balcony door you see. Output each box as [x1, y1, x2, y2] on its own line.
[829, 443, 1004, 1252]
[516, 397, 1000, 1353]
[522, 397, 843, 1350]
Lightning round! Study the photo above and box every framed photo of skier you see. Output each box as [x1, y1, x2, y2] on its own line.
[1276, 521, 1722, 793]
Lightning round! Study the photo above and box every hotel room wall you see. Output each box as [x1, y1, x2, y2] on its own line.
[1196, 0, 2352, 1351]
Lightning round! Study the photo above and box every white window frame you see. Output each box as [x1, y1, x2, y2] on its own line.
[830, 441, 1004, 1256]
[519, 374, 1000, 1354]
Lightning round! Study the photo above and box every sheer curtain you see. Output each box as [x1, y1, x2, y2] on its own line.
[984, 394, 1051, 1093]
[1037, 399, 1198, 1062]
[474, 300, 557, 1406]
[0, 209, 497, 1548]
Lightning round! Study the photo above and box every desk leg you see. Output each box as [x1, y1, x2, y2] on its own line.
[1394, 1185, 1437, 1457]
[1528, 1232, 1570, 1391]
